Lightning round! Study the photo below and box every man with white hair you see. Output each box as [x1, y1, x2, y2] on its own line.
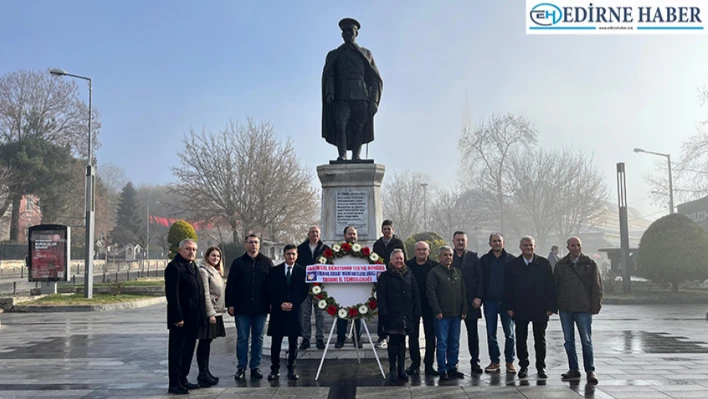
[505, 236, 556, 380]
[554, 236, 602, 384]
[165, 239, 206, 395]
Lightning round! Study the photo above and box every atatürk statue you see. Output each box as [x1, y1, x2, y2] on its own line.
[322, 18, 383, 161]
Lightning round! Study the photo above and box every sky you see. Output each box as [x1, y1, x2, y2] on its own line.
[2, 0, 707, 221]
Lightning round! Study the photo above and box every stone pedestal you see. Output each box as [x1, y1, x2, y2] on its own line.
[317, 163, 385, 248]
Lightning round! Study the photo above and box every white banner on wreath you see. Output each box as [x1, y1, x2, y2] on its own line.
[306, 264, 386, 283]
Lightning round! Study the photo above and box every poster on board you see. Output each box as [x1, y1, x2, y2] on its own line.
[27, 224, 71, 282]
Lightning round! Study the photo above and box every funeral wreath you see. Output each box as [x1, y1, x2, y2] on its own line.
[308, 242, 383, 321]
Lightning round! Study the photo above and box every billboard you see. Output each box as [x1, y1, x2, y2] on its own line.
[28, 224, 71, 282]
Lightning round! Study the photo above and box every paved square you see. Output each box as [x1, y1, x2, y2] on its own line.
[1, 304, 707, 398]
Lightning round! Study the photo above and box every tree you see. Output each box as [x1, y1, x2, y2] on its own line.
[382, 170, 430, 241]
[507, 148, 609, 250]
[458, 114, 538, 233]
[0, 69, 101, 158]
[428, 187, 486, 243]
[635, 213, 708, 293]
[168, 220, 198, 260]
[98, 162, 128, 197]
[171, 118, 318, 243]
[645, 87, 708, 207]
[403, 231, 447, 262]
[0, 138, 74, 240]
[110, 182, 144, 246]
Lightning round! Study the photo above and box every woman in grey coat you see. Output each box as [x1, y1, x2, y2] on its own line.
[196, 246, 226, 387]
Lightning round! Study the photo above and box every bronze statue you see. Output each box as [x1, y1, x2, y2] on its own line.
[322, 18, 383, 161]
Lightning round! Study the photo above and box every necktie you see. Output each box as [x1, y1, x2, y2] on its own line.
[286, 266, 292, 285]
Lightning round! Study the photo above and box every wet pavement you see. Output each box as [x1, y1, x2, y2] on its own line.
[1, 304, 708, 398]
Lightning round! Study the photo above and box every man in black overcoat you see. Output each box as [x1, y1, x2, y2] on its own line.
[165, 239, 206, 395]
[266, 244, 309, 381]
[505, 236, 557, 380]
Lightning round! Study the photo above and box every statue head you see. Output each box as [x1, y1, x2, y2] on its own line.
[338, 18, 360, 44]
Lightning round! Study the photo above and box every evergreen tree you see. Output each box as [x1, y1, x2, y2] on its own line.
[110, 182, 144, 246]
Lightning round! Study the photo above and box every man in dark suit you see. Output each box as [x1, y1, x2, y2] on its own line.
[452, 231, 484, 374]
[165, 239, 206, 395]
[296, 226, 330, 350]
[267, 244, 309, 381]
[505, 235, 557, 380]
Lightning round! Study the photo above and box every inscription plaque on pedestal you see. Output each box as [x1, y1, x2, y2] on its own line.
[336, 191, 368, 236]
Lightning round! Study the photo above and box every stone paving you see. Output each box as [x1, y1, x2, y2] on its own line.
[0, 304, 707, 398]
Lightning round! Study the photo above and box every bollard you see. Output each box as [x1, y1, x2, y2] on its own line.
[115, 271, 118, 283]
[13, 281, 16, 295]
[21, 266, 24, 278]
[103, 272, 106, 283]
[73, 275, 76, 285]
[127, 269, 130, 281]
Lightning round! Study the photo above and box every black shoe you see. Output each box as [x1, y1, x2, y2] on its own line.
[335, 339, 344, 349]
[471, 362, 483, 374]
[251, 368, 263, 379]
[316, 339, 325, 350]
[197, 372, 217, 387]
[207, 369, 219, 382]
[405, 366, 420, 375]
[448, 368, 465, 378]
[425, 365, 439, 376]
[299, 340, 310, 350]
[562, 369, 582, 380]
[439, 371, 449, 380]
[234, 368, 246, 380]
[518, 368, 528, 378]
[537, 368, 548, 379]
[353, 338, 363, 348]
[168, 385, 189, 395]
[267, 371, 279, 380]
[287, 369, 299, 380]
[181, 380, 199, 390]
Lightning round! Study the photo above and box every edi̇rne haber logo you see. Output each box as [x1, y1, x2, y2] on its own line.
[526, 0, 706, 34]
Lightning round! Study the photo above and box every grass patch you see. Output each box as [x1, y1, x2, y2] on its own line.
[23, 294, 154, 306]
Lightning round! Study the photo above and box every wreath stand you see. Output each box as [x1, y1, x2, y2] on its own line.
[315, 316, 385, 380]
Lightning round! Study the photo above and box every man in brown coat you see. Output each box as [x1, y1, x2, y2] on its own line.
[554, 236, 602, 384]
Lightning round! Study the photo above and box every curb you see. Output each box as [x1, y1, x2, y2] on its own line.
[604, 298, 708, 305]
[11, 296, 166, 312]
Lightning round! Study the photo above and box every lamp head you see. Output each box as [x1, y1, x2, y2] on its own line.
[49, 68, 67, 76]
[633, 148, 645, 153]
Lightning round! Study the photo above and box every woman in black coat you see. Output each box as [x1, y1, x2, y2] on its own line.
[377, 248, 421, 382]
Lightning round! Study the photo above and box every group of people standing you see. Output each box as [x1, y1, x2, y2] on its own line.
[163, 221, 603, 395]
[375, 229, 603, 384]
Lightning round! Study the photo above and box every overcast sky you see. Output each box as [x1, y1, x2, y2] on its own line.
[2, 1, 706, 220]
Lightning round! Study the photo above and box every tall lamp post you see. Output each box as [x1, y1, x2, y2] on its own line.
[50, 68, 95, 298]
[421, 183, 429, 231]
[633, 148, 674, 214]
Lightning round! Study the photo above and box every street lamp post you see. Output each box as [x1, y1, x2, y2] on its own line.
[50, 68, 95, 298]
[421, 183, 429, 231]
[633, 148, 674, 214]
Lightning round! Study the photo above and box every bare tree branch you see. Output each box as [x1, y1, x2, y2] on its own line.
[170, 118, 318, 244]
